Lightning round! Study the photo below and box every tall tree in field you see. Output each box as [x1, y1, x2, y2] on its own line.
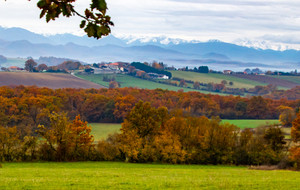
[25, 59, 38, 72]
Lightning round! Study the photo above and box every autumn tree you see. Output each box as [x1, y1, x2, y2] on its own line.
[278, 105, 296, 127]
[37, 112, 94, 161]
[221, 80, 227, 85]
[37, 63, 48, 71]
[289, 111, 300, 169]
[25, 59, 38, 72]
[179, 79, 187, 87]
[247, 96, 269, 119]
[109, 81, 120, 88]
[193, 81, 201, 89]
[37, 0, 113, 39]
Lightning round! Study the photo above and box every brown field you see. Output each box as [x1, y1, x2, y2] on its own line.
[0, 72, 106, 89]
[233, 74, 299, 88]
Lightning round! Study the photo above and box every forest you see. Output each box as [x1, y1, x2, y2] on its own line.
[0, 85, 299, 169]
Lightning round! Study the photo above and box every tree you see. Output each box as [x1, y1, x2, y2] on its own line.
[37, 0, 114, 39]
[229, 81, 233, 86]
[289, 111, 300, 170]
[37, 63, 48, 71]
[278, 106, 296, 127]
[221, 80, 227, 85]
[179, 79, 187, 87]
[235, 101, 248, 118]
[109, 81, 120, 88]
[36, 112, 94, 161]
[193, 81, 201, 89]
[25, 59, 38, 72]
[247, 96, 269, 119]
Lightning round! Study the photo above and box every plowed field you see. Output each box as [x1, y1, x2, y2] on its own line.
[233, 74, 299, 88]
[0, 72, 105, 89]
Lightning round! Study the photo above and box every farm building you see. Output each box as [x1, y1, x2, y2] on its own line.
[223, 70, 232, 74]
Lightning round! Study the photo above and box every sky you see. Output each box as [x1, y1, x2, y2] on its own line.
[1, 0, 300, 49]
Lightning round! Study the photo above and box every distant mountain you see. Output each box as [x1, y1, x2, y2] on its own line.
[0, 26, 55, 44]
[48, 34, 127, 47]
[202, 53, 230, 61]
[1, 26, 300, 71]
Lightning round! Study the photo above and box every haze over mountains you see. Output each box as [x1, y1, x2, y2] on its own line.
[0, 26, 300, 71]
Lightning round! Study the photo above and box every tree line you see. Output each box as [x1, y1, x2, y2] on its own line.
[1, 99, 300, 170]
[0, 85, 299, 135]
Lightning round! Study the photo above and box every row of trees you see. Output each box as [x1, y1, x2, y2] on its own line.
[1, 100, 300, 169]
[0, 85, 298, 139]
[24, 59, 83, 73]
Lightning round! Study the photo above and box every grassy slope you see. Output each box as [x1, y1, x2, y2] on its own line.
[75, 73, 223, 95]
[171, 71, 268, 89]
[269, 75, 300, 85]
[0, 162, 298, 190]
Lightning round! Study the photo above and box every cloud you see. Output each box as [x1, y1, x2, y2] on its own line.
[0, 0, 300, 47]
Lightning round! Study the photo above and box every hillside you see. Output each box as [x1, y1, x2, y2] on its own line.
[170, 71, 268, 89]
[233, 74, 298, 88]
[75, 73, 225, 95]
[0, 72, 105, 89]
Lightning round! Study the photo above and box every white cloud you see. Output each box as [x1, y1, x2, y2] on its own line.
[1, 0, 300, 48]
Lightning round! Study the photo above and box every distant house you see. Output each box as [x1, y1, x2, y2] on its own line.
[223, 70, 232, 74]
[157, 74, 169, 79]
[91, 67, 120, 74]
[8, 66, 20, 71]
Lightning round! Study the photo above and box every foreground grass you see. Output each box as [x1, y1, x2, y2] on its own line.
[0, 162, 299, 190]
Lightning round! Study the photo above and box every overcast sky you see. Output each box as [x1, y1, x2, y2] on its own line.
[1, 0, 300, 46]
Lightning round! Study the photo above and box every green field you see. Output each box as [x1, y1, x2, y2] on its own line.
[0, 162, 298, 190]
[171, 71, 268, 89]
[75, 73, 224, 95]
[0, 58, 27, 68]
[222, 119, 280, 129]
[90, 120, 281, 141]
[90, 123, 121, 141]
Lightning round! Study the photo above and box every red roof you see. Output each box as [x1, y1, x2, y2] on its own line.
[109, 62, 119, 66]
[9, 66, 19, 69]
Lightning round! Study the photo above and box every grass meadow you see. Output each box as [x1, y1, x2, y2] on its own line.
[90, 123, 121, 141]
[0, 162, 299, 190]
[170, 71, 268, 89]
[90, 120, 281, 141]
[222, 119, 280, 129]
[75, 73, 224, 95]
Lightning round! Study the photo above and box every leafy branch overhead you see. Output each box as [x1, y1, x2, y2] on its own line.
[37, 0, 114, 39]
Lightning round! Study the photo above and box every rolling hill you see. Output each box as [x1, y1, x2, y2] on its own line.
[0, 72, 106, 89]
